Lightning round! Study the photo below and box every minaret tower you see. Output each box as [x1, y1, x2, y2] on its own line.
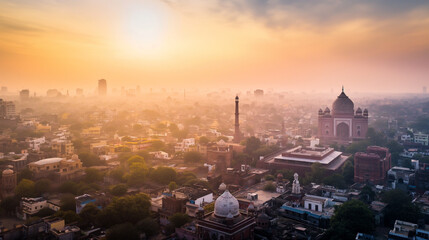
[234, 95, 241, 143]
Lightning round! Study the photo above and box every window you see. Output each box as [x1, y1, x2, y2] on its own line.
[308, 203, 312, 210]
[315, 205, 319, 211]
[357, 131, 361, 136]
[325, 131, 329, 135]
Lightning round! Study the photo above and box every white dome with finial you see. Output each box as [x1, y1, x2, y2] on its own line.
[214, 188, 239, 218]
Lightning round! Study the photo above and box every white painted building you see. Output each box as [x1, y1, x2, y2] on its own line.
[303, 195, 333, 212]
[27, 137, 46, 151]
[174, 138, 195, 152]
[20, 197, 60, 220]
[415, 133, 429, 146]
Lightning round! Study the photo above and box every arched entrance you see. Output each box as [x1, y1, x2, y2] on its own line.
[336, 122, 350, 139]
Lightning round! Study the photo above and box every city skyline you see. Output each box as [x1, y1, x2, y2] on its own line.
[1, 0, 429, 93]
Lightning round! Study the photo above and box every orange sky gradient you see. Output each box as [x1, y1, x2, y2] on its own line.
[1, 0, 429, 93]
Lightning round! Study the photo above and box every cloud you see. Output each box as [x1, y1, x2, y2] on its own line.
[0, 16, 45, 34]
[213, 0, 429, 29]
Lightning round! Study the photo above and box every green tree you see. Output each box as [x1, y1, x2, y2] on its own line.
[98, 193, 151, 227]
[111, 184, 128, 196]
[60, 193, 76, 212]
[244, 137, 261, 156]
[127, 163, 149, 187]
[109, 168, 125, 182]
[198, 136, 210, 146]
[265, 174, 275, 181]
[184, 151, 203, 164]
[137, 217, 159, 237]
[127, 155, 146, 166]
[169, 213, 190, 228]
[84, 168, 103, 183]
[323, 174, 347, 189]
[17, 168, 34, 182]
[34, 179, 52, 195]
[78, 203, 101, 228]
[325, 200, 375, 239]
[263, 181, 276, 192]
[382, 189, 421, 226]
[168, 181, 178, 192]
[15, 179, 36, 198]
[0, 196, 19, 216]
[304, 162, 325, 184]
[232, 152, 249, 168]
[342, 160, 354, 184]
[149, 167, 177, 184]
[150, 140, 166, 151]
[176, 172, 197, 185]
[79, 152, 103, 167]
[359, 185, 375, 203]
[59, 181, 78, 195]
[106, 223, 139, 240]
[54, 210, 80, 224]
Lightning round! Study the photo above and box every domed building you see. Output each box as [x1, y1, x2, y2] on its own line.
[318, 88, 368, 144]
[196, 184, 255, 240]
[1, 167, 17, 198]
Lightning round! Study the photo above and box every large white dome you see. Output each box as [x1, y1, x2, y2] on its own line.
[214, 189, 239, 218]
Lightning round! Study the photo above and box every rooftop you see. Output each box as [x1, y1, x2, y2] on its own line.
[30, 157, 63, 165]
[174, 187, 212, 200]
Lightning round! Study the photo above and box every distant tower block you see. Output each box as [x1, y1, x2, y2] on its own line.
[234, 95, 241, 143]
[292, 173, 300, 194]
[98, 79, 107, 96]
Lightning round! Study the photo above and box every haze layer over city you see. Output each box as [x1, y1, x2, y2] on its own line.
[0, 1, 429, 240]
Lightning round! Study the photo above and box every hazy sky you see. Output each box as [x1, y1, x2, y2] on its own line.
[1, 0, 429, 93]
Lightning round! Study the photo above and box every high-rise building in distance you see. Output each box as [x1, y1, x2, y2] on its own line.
[98, 79, 107, 96]
[20, 89, 30, 101]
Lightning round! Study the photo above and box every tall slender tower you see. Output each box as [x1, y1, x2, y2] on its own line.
[234, 95, 241, 143]
[98, 79, 107, 96]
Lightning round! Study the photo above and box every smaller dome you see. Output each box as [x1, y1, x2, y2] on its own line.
[318, 109, 323, 115]
[2, 169, 13, 175]
[324, 107, 330, 113]
[219, 183, 226, 191]
[363, 109, 369, 116]
[356, 108, 362, 116]
[257, 213, 270, 221]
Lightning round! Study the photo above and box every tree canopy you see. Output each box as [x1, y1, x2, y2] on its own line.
[381, 189, 421, 226]
[325, 200, 375, 239]
[98, 193, 151, 227]
[184, 151, 203, 164]
[106, 222, 139, 240]
[15, 179, 36, 198]
[149, 167, 177, 185]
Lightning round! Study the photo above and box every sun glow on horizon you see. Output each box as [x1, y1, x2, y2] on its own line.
[117, 1, 172, 58]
